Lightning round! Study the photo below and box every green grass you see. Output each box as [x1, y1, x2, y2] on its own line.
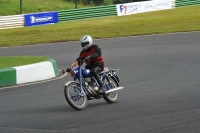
[0, 5, 200, 68]
[0, 0, 90, 16]
[0, 56, 49, 69]
[0, 5, 200, 47]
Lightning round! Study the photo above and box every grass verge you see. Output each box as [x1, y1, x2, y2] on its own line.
[0, 56, 49, 69]
[0, 5, 200, 47]
[0, 0, 89, 16]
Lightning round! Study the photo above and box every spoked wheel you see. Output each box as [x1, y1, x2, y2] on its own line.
[64, 82, 87, 110]
[104, 78, 119, 103]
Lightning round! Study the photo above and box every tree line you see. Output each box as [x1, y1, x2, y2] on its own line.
[64, 0, 149, 6]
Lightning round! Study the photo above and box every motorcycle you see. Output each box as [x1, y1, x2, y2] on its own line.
[62, 59, 124, 110]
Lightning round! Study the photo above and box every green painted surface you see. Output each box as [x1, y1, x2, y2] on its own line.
[48, 59, 59, 76]
[0, 68, 16, 87]
[58, 5, 116, 22]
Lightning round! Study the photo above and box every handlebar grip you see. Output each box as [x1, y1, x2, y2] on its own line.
[62, 70, 65, 74]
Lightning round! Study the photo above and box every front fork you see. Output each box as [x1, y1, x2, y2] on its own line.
[77, 66, 86, 97]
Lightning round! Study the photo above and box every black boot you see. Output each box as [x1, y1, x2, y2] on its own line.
[94, 77, 104, 95]
[90, 66, 105, 95]
[98, 86, 105, 95]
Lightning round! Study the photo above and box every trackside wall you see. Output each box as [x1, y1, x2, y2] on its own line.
[0, 59, 59, 87]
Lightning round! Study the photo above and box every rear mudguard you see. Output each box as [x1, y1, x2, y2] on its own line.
[110, 76, 119, 87]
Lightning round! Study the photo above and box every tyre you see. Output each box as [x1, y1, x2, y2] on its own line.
[64, 82, 87, 110]
[103, 77, 119, 103]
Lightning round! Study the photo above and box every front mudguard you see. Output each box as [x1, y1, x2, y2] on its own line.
[64, 81, 79, 88]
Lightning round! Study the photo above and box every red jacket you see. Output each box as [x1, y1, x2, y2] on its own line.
[78, 45, 104, 70]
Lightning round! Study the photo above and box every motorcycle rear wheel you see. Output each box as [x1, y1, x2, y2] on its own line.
[104, 78, 119, 103]
[64, 82, 87, 110]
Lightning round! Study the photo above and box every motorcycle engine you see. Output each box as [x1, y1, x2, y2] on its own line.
[84, 78, 98, 97]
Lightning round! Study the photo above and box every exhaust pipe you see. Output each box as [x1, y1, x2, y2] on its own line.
[105, 86, 124, 95]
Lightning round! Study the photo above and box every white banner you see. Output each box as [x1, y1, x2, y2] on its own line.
[116, 0, 172, 16]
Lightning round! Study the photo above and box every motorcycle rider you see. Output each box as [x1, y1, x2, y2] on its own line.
[75, 35, 105, 94]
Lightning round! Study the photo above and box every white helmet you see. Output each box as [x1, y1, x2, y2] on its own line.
[80, 35, 93, 50]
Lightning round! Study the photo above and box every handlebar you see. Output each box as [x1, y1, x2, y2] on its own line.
[62, 68, 71, 74]
[62, 59, 87, 75]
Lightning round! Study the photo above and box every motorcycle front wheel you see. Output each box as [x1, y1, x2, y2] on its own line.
[64, 82, 87, 110]
[104, 77, 119, 103]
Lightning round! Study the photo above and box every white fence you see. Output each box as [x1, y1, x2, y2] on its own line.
[0, 14, 24, 30]
[171, 0, 176, 8]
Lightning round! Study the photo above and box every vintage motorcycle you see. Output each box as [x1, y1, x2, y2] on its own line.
[62, 59, 124, 110]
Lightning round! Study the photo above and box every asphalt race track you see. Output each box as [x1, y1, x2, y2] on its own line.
[0, 32, 200, 133]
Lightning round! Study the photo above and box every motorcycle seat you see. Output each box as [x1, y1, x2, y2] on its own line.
[98, 67, 109, 74]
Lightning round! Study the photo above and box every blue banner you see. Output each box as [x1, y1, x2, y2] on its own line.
[24, 12, 58, 27]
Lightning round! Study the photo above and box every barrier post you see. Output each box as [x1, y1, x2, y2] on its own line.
[20, 0, 22, 14]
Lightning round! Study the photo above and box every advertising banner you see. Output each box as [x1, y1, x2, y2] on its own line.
[116, 0, 172, 16]
[24, 12, 58, 27]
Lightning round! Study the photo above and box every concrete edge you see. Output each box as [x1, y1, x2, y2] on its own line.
[0, 58, 59, 87]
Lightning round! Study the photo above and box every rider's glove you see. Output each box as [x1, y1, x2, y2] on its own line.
[62, 68, 71, 74]
[66, 68, 71, 72]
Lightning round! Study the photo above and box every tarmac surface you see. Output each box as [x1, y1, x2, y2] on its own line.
[0, 32, 200, 133]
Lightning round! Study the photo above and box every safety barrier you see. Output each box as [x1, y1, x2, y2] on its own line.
[0, 1, 200, 29]
[0, 59, 59, 87]
[175, 0, 200, 7]
[171, 0, 176, 8]
[0, 14, 24, 29]
[58, 5, 116, 22]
